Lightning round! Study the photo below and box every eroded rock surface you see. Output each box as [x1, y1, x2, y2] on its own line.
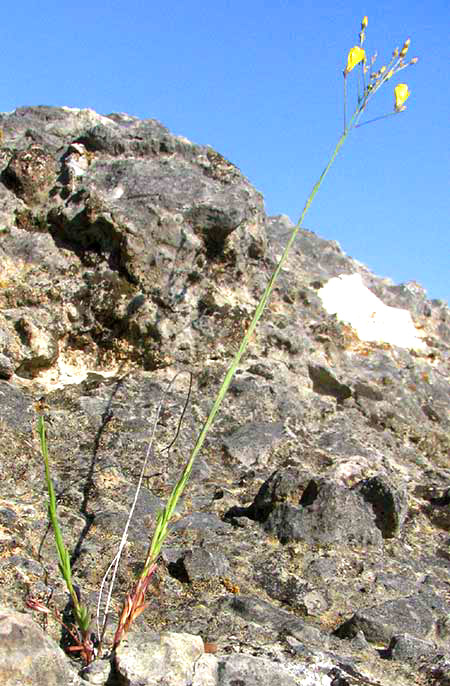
[0, 106, 449, 686]
[0, 608, 82, 686]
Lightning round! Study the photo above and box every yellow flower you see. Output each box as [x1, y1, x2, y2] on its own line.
[361, 16, 368, 29]
[394, 83, 410, 111]
[344, 46, 366, 75]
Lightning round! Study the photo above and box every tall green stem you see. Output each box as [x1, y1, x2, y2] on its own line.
[140, 111, 360, 578]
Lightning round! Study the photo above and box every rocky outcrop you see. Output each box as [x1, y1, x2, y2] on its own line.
[0, 106, 449, 685]
[0, 608, 82, 686]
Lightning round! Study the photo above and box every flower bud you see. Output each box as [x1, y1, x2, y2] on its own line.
[361, 16, 368, 29]
[400, 38, 411, 57]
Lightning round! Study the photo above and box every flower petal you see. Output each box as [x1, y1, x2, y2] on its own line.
[345, 46, 366, 74]
[394, 83, 410, 111]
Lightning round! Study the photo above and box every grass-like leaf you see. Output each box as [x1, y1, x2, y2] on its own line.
[38, 416, 90, 634]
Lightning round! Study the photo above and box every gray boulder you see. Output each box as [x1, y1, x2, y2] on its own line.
[0, 608, 82, 686]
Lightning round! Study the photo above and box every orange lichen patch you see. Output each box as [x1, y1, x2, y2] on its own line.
[203, 642, 218, 653]
[221, 577, 240, 594]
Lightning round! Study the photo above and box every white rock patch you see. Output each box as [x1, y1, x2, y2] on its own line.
[318, 273, 426, 350]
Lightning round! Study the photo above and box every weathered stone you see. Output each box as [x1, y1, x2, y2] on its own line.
[425, 499, 450, 531]
[335, 595, 436, 644]
[114, 630, 204, 686]
[424, 655, 450, 686]
[181, 547, 230, 582]
[248, 467, 312, 521]
[225, 594, 317, 643]
[354, 474, 409, 538]
[264, 478, 383, 547]
[222, 421, 286, 467]
[0, 353, 13, 379]
[80, 657, 113, 684]
[307, 362, 352, 402]
[215, 653, 299, 686]
[0, 380, 33, 430]
[2, 145, 58, 204]
[0, 608, 82, 686]
[388, 633, 438, 663]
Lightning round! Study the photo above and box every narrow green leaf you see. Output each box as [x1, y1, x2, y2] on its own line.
[38, 416, 90, 634]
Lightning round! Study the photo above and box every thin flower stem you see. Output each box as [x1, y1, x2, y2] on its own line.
[355, 111, 399, 128]
[343, 76, 347, 133]
[124, 101, 364, 643]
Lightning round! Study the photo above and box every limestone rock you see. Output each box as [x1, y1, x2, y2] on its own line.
[264, 478, 383, 547]
[114, 630, 205, 686]
[354, 473, 409, 538]
[335, 595, 436, 644]
[0, 106, 449, 686]
[0, 608, 82, 686]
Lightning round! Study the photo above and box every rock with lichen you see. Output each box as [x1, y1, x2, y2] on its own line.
[0, 106, 449, 686]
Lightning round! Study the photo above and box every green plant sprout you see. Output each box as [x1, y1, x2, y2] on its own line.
[27, 417, 95, 664]
[28, 16, 418, 664]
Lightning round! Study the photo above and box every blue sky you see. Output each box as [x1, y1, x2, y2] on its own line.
[3, 1, 448, 302]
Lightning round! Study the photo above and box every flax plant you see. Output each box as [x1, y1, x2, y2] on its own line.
[31, 416, 95, 664]
[30, 17, 418, 663]
[112, 16, 418, 650]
